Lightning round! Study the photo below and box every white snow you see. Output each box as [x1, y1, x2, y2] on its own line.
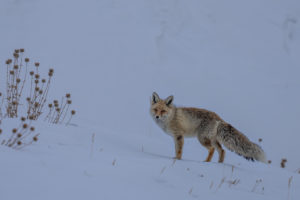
[0, 0, 300, 199]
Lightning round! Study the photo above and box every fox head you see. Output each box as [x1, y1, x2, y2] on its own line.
[150, 92, 174, 122]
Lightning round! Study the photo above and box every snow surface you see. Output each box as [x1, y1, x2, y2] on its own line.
[0, 0, 300, 199]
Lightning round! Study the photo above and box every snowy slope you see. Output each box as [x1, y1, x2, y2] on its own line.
[0, 120, 299, 200]
[0, 0, 300, 199]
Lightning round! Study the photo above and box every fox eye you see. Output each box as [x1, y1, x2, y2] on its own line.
[161, 110, 166, 114]
[154, 109, 157, 112]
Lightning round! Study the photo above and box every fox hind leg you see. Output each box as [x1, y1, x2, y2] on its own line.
[212, 141, 225, 163]
[198, 137, 215, 162]
[205, 147, 215, 162]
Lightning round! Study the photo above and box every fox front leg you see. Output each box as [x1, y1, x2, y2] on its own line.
[174, 135, 184, 159]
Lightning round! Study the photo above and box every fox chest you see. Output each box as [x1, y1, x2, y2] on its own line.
[155, 120, 171, 134]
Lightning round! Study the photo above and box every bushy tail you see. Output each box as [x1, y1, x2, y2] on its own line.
[216, 122, 266, 163]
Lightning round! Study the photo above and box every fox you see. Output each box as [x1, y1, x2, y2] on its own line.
[150, 92, 266, 163]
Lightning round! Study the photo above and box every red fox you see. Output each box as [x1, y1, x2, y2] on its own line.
[150, 92, 266, 163]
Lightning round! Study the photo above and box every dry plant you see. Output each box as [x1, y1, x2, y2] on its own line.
[90, 133, 95, 158]
[160, 166, 166, 174]
[230, 165, 235, 178]
[26, 67, 53, 120]
[251, 179, 263, 193]
[209, 181, 214, 189]
[172, 158, 177, 166]
[1, 49, 76, 149]
[0, 117, 39, 149]
[227, 179, 240, 188]
[2, 49, 75, 124]
[288, 176, 293, 200]
[45, 93, 76, 125]
[4, 49, 28, 118]
[0, 92, 4, 120]
[216, 177, 226, 191]
[112, 159, 116, 166]
[2, 49, 54, 120]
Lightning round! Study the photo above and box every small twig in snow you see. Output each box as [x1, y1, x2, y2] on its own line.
[288, 176, 293, 200]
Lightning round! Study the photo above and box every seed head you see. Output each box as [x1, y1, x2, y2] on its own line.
[6, 59, 12, 65]
[66, 93, 71, 98]
[39, 90, 43, 95]
[35, 74, 40, 79]
[10, 70, 14, 75]
[34, 102, 39, 108]
[0, 129, 2, 134]
[20, 48, 25, 53]
[0, 92, 2, 96]
[23, 124, 28, 129]
[17, 141, 22, 146]
[48, 103, 53, 108]
[53, 100, 58, 104]
[17, 133, 22, 138]
[16, 78, 21, 83]
[15, 49, 20, 53]
[21, 117, 26, 122]
[71, 110, 76, 115]
[280, 158, 287, 168]
[30, 127, 35, 131]
[67, 100, 72, 104]
[25, 58, 30, 62]
[30, 71, 34, 76]
[48, 68, 54, 77]
[35, 62, 40, 67]
[35, 79, 39, 84]
[33, 136, 38, 142]
[12, 101, 18, 105]
[14, 65, 19, 70]
[42, 79, 46, 83]
[26, 97, 31, 102]
[12, 128, 17, 133]
[56, 108, 61, 112]
[13, 53, 19, 58]
[35, 87, 40, 92]
[29, 115, 34, 120]
[268, 160, 272, 164]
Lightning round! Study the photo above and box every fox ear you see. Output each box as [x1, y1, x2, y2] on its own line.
[152, 92, 160, 104]
[165, 95, 174, 106]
